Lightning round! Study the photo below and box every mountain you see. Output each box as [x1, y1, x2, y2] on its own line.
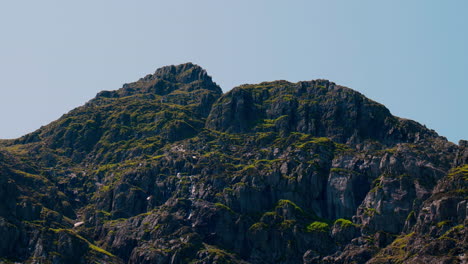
[0, 63, 466, 264]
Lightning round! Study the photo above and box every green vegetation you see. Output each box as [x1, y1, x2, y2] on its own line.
[11, 169, 48, 182]
[249, 222, 269, 231]
[363, 207, 379, 217]
[151, 154, 165, 160]
[439, 224, 464, 241]
[370, 232, 415, 263]
[406, 211, 415, 221]
[197, 243, 242, 262]
[334, 218, 356, 228]
[89, 244, 115, 257]
[330, 167, 358, 175]
[255, 115, 289, 130]
[436, 220, 451, 228]
[276, 200, 305, 215]
[376, 147, 397, 155]
[49, 228, 115, 257]
[97, 210, 111, 217]
[262, 211, 276, 217]
[280, 220, 296, 230]
[370, 177, 383, 193]
[296, 137, 332, 150]
[306, 221, 330, 232]
[205, 246, 230, 258]
[334, 143, 353, 153]
[214, 203, 235, 214]
[448, 164, 468, 180]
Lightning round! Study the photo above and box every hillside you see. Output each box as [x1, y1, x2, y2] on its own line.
[0, 63, 466, 264]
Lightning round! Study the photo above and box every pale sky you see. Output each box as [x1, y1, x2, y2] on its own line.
[0, 0, 467, 143]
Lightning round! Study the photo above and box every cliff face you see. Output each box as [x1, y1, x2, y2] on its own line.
[0, 63, 465, 264]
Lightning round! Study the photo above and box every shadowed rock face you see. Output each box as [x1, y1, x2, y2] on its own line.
[0, 63, 465, 264]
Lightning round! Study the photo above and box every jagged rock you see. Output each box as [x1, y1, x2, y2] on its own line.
[455, 140, 468, 166]
[331, 219, 360, 245]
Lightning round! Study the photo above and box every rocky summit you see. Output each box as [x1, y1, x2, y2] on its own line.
[0, 63, 466, 264]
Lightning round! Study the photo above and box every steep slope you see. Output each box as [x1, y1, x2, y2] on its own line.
[16, 63, 221, 163]
[0, 149, 122, 264]
[366, 143, 467, 264]
[0, 63, 222, 263]
[0, 63, 465, 264]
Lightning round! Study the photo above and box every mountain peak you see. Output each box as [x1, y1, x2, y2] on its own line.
[138, 62, 212, 84]
[115, 63, 221, 97]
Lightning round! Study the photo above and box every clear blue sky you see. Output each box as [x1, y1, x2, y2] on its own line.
[0, 0, 467, 143]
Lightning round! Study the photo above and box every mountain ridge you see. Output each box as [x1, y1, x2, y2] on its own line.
[9, 64, 445, 147]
